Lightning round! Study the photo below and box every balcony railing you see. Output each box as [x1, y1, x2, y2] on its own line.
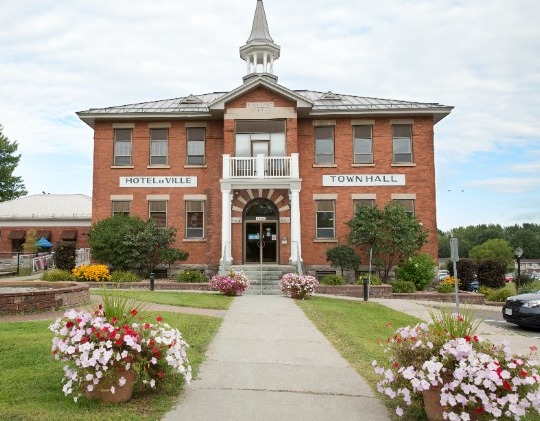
[223, 154, 299, 179]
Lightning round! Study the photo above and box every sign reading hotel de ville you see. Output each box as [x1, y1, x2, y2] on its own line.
[323, 174, 405, 187]
[119, 176, 197, 188]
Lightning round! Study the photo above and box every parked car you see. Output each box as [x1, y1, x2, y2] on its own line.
[504, 273, 515, 283]
[502, 290, 540, 328]
[438, 270, 449, 281]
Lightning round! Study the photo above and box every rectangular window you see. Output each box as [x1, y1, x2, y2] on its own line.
[149, 201, 167, 227]
[186, 201, 204, 238]
[112, 201, 131, 216]
[353, 126, 373, 164]
[316, 200, 335, 238]
[392, 124, 413, 163]
[187, 128, 206, 165]
[354, 199, 375, 212]
[315, 127, 334, 164]
[114, 129, 132, 166]
[393, 199, 415, 216]
[150, 129, 168, 165]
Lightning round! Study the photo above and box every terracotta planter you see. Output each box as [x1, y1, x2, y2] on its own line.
[290, 291, 307, 299]
[422, 383, 480, 421]
[87, 368, 136, 403]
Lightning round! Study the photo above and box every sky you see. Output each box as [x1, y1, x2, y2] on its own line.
[0, 0, 539, 231]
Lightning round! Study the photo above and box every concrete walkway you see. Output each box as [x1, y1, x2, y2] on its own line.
[163, 294, 390, 421]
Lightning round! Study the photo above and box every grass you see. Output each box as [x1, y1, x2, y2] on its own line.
[91, 289, 233, 310]
[0, 310, 222, 421]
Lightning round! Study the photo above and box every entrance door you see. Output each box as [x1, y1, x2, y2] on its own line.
[245, 222, 278, 263]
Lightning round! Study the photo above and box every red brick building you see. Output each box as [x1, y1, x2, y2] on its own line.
[77, 0, 452, 276]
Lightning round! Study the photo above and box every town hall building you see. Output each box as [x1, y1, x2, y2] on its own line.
[77, 0, 452, 277]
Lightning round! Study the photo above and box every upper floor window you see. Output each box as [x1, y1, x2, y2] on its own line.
[114, 129, 132, 166]
[353, 126, 373, 164]
[149, 201, 167, 227]
[235, 120, 285, 157]
[112, 201, 130, 216]
[393, 199, 415, 216]
[187, 128, 206, 165]
[315, 127, 334, 164]
[186, 201, 204, 238]
[150, 129, 168, 165]
[316, 200, 335, 239]
[392, 124, 413, 163]
[354, 199, 375, 212]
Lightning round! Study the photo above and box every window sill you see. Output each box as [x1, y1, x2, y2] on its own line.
[147, 165, 170, 169]
[184, 165, 208, 169]
[351, 163, 375, 167]
[391, 163, 416, 167]
[312, 164, 337, 168]
[183, 238, 207, 242]
[111, 165, 134, 169]
[313, 238, 338, 243]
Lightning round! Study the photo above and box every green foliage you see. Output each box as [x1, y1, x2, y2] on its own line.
[110, 270, 140, 283]
[53, 241, 76, 271]
[320, 274, 346, 285]
[391, 280, 416, 293]
[485, 283, 516, 302]
[436, 276, 460, 293]
[426, 306, 480, 338]
[469, 238, 514, 265]
[89, 215, 177, 276]
[518, 280, 540, 295]
[41, 268, 73, 282]
[477, 259, 506, 288]
[0, 124, 27, 202]
[395, 252, 436, 291]
[99, 287, 148, 324]
[22, 229, 38, 253]
[447, 258, 477, 292]
[477, 285, 494, 296]
[176, 270, 208, 283]
[325, 245, 361, 276]
[357, 273, 383, 285]
[160, 247, 189, 274]
[347, 202, 428, 282]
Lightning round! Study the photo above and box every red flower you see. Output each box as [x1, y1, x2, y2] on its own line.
[503, 381, 512, 391]
[158, 370, 165, 378]
[98, 304, 103, 309]
[130, 309, 137, 316]
[81, 336, 88, 344]
[111, 317, 118, 325]
[392, 362, 400, 369]
[464, 335, 471, 342]
[115, 338, 123, 346]
[65, 321, 74, 329]
[144, 323, 151, 329]
[475, 406, 485, 415]
[156, 316, 163, 322]
[152, 347, 159, 354]
[473, 335, 479, 342]
[520, 369, 528, 378]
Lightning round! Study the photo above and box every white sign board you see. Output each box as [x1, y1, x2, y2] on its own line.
[120, 176, 197, 188]
[323, 174, 405, 187]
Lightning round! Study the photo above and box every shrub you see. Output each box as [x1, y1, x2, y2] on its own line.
[447, 258, 477, 292]
[72, 264, 112, 282]
[357, 273, 383, 285]
[485, 282, 517, 302]
[477, 259, 506, 288]
[391, 280, 416, 293]
[320, 274, 346, 285]
[518, 273, 534, 286]
[477, 285, 494, 296]
[41, 269, 73, 282]
[517, 280, 540, 295]
[325, 245, 361, 276]
[395, 253, 436, 291]
[54, 241, 76, 271]
[177, 270, 208, 283]
[436, 276, 461, 293]
[110, 270, 140, 283]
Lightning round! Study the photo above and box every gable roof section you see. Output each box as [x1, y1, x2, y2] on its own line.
[0, 194, 92, 221]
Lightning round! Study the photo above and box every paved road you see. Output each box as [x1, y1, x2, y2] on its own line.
[475, 308, 540, 339]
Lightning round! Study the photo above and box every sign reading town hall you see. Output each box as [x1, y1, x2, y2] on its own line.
[120, 176, 198, 188]
[323, 174, 406, 187]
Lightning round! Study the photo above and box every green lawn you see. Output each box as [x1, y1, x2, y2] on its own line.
[0, 310, 222, 421]
[91, 289, 233, 310]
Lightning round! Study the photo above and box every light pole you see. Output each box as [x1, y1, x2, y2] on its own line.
[515, 247, 523, 290]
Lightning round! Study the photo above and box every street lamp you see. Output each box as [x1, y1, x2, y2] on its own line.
[515, 247, 523, 290]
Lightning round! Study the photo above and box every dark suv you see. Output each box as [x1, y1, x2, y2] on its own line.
[503, 290, 540, 328]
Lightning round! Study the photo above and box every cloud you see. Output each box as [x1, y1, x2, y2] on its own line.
[466, 178, 539, 194]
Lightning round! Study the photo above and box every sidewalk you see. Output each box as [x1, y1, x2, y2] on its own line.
[163, 294, 390, 421]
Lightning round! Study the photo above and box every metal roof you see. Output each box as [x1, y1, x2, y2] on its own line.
[246, 0, 274, 43]
[0, 194, 92, 220]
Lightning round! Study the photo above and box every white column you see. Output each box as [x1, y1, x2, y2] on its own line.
[253, 54, 258, 72]
[291, 153, 299, 178]
[221, 189, 233, 264]
[246, 58, 250, 75]
[289, 189, 302, 264]
[270, 55, 274, 73]
[256, 153, 265, 178]
[223, 154, 231, 179]
[263, 53, 268, 73]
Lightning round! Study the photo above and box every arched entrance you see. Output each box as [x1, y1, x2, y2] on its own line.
[243, 198, 279, 264]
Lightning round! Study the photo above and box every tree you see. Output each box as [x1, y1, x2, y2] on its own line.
[395, 252, 436, 291]
[0, 124, 27, 202]
[89, 215, 178, 276]
[469, 239, 514, 266]
[347, 202, 429, 282]
[159, 247, 189, 276]
[54, 241, 77, 271]
[22, 229, 38, 253]
[325, 245, 361, 277]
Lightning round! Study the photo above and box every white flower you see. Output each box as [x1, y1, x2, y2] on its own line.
[118, 376, 126, 387]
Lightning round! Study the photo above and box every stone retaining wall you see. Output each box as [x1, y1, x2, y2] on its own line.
[88, 281, 211, 291]
[391, 292, 485, 304]
[315, 284, 393, 298]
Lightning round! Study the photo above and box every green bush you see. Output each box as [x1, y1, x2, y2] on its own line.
[477, 259, 506, 289]
[517, 280, 540, 295]
[391, 280, 416, 293]
[485, 283, 516, 302]
[41, 269, 73, 282]
[320, 274, 346, 285]
[110, 270, 140, 283]
[436, 277, 458, 293]
[447, 258, 477, 292]
[395, 253, 436, 291]
[53, 241, 76, 271]
[176, 270, 208, 283]
[357, 273, 383, 285]
[477, 285, 494, 296]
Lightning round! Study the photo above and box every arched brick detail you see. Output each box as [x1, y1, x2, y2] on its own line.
[231, 189, 290, 218]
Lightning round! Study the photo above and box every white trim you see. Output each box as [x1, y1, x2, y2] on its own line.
[224, 107, 296, 120]
[110, 195, 133, 200]
[148, 122, 171, 128]
[185, 122, 208, 128]
[146, 194, 170, 200]
[313, 194, 337, 200]
[183, 194, 207, 200]
[391, 193, 416, 199]
[351, 119, 375, 125]
[391, 119, 414, 124]
[352, 194, 376, 200]
[113, 123, 135, 128]
[313, 120, 336, 126]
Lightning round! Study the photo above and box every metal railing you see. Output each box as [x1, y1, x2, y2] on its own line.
[229, 156, 291, 178]
[76, 248, 91, 266]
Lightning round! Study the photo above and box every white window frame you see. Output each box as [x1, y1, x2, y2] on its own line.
[150, 128, 168, 165]
[114, 129, 132, 166]
[315, 200, 335, 239]
[149, 200, 168, 227]
[187, 128, 206, 165]
[315, 126, 334, 164]
[392, 124, 413, 163]
[353, 125, 373, 164]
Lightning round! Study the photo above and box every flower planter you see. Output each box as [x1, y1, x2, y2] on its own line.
[422, 383, 480, 421]
[290, 291, 307, 300]
[86, 367, 136, 403]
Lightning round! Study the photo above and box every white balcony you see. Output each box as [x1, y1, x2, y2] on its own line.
[223, 153, 299, 179]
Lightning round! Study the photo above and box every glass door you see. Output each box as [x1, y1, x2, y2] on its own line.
[244, 222, 277, 263]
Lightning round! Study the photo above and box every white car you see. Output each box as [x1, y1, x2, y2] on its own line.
[438, 270, 449, 281]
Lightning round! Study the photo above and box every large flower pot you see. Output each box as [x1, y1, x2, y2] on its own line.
[290, 291, 307, 300]
[88, 368, 136, 403]
[422, 383, 480, 421]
